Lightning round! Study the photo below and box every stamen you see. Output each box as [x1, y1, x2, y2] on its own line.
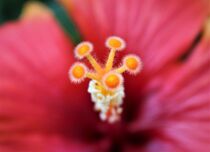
[86, 72, 99, 81]
[105, 36, 125, 72]
[105, 48, 116, 72]
[69, 36, 142, 123]
[86, 54, 103, 73]
[74, 41, 103, 73]
[115, 66, 126, 74]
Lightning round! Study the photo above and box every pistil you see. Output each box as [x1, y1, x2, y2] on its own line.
[69, 36, 143, 123]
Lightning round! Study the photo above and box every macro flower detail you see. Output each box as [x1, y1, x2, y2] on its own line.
[69, 36, 142, 123]
[0, 0, 210, 151]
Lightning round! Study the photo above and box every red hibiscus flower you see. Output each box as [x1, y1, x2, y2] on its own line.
[0, 0, 210, 151]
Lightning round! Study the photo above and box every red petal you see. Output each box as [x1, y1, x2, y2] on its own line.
[67, 0, 209, 76]
[0, 17, 101, 150]
[130, 32, 210, 151]
[0, 133, 109, 152]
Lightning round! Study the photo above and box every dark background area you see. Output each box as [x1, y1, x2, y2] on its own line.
[0, 0, 82, 43]
[0, 0, 51, 24]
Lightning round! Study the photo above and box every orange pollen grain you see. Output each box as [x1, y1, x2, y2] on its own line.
[105, 74, 120, 89]
[108, 38, 122, 48]
[72, 65, 85, 79]
[77, 44, 90, 56]
[125, 57, 138, 70]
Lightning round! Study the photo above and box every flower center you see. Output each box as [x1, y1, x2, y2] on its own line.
[69, 36, 143, 123]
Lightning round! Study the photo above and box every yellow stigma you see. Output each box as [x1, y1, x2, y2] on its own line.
[125, 57, 138, 70]
[122, 54, 142, 74]
[78, 44, 90, 55]
[105, 37, 125, 72]
[69, 62, 87, 83]
[75, 42, 93, 59]
[108, 38, 122, 48]
[75, 41, 103, 73]
[69, 36, 143, 123]
[72, 65, 85, 79]
[103, 72, 122, 90]
[105, 74, 119, 88]
[106, 36, 125, 50]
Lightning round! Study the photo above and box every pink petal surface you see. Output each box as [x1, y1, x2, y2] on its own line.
[68, 0, 209, 79]
[0, 17, 105, 151]
[129, 32, 210, 151]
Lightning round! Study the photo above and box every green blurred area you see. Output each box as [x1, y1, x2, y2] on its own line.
[0, 0, 82, 44]
[0, 0, 51, 24]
